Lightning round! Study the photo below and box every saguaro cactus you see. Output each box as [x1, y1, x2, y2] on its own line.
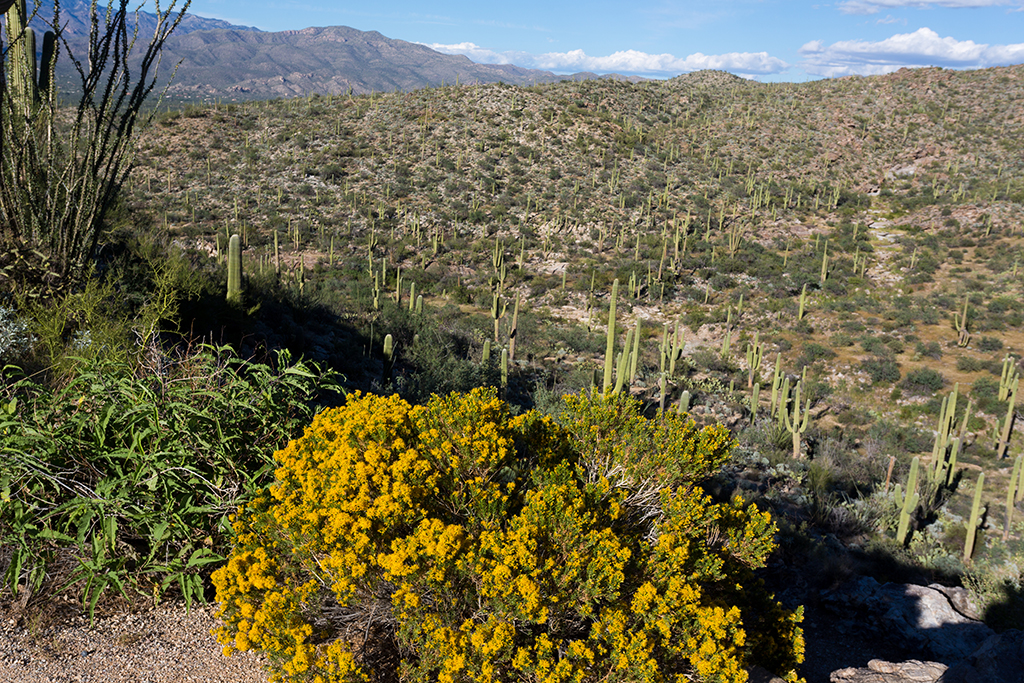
[897, 457, 920, 545]
[226, 234, 242, 305]
[603, 279, 619, 393]
[1005, 455, 1022, 542]
[953, 297, 970, 348]
[999, 356, 1019, 402]
[382, 334, 395, 387]
[782, 381, 810, 459]
[996, 374, 1018, 459]
[3, 0, 57, 112]
[964, 473, 985, 561]
[746, 331, 762, 388]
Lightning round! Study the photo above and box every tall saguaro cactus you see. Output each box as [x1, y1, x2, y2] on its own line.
[603, 279, 619, 393]
[3, 0, 56, 113]
[782, 380, 810, 459]
[896, 457, 920, 545]
[746, 331, 762, 388]
[226, 234, 243, 305]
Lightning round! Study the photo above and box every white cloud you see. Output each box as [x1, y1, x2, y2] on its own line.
[426, 42, 511, 64]
[838, 0, 1018, 15]
[799, 27, 1024, 76]
[421, 43, 789, 77]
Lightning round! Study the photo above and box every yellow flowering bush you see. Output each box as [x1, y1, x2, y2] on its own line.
[213, 388, 804, 683]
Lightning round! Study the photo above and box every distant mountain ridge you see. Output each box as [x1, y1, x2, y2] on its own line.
[156, 25, 574, 100]
[21, 3, 636, 101]
[23, 0, 260, 38]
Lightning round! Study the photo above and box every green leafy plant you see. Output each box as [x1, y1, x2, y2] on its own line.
[0, 344, 341, 619]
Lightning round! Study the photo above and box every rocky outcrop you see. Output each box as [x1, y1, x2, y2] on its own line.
[831, 659, 949, 683]
[828, 631, 1024, 683]
[821, 578, 993, 662]
[940, 630, 1024, 683]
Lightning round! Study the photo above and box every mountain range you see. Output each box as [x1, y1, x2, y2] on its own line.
[22, 1, 638, 101]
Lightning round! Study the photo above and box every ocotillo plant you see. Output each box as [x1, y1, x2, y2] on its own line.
[964, 473, 985, 561]
[896, 456, 920, 545]
[226, 234, 242, 305]
[1, 0, 191, 279]
[603, 279, 619, 393]
[782, 380, 810, 459]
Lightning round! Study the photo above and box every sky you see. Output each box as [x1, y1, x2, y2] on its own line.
[174, 0, 1024, 81]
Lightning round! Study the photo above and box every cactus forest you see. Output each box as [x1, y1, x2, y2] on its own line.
[2, 1, 1024, 678]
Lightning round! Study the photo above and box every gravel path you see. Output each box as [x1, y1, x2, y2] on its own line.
[1, 603, 268, 683]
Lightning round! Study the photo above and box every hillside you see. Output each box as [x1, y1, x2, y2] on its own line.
[130, 63, 1024, 609]
[3, 57, 1024, 681]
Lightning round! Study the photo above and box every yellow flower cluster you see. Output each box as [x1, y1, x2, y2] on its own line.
[212, 388, 804, 683]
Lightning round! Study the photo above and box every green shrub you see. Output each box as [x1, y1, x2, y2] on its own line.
[957, 356, 983, 372]
[977, 336, 1003, 352]
[0, 346, 341, 615]
[213, 389, 804, 683]
[797, 342, 836, 368]
[861, 357, 901, 385]
[915, 341, 942, 359]
[902, 367, 946, 395]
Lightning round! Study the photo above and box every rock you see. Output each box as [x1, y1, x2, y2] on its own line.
[747, 665, 787, 683]
[821, 578, 994, 661]
[939, 630, 1024, 683]
[830, 659, 948, 683]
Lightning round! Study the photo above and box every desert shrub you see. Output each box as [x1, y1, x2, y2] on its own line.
[977, 336, 1003, 352]
[915, 341, 942, 359]
[860, 357, 901, 385]
[957, 356, 983, 372]
[901, 367, 946, 395]
[213, 389, 804, 683]
[797, 342, 836, 368]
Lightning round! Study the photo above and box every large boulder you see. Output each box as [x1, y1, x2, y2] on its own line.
[939, 630, 1024, 683]
[831, 659, 948, 683]
[828, 630, 1024, 683]
[821, 578, 994, 661]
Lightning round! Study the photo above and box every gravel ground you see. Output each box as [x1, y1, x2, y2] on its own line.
[0, 603, 268, 683]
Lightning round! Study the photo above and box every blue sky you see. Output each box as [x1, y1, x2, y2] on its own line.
[177, 0, 1024, 81]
